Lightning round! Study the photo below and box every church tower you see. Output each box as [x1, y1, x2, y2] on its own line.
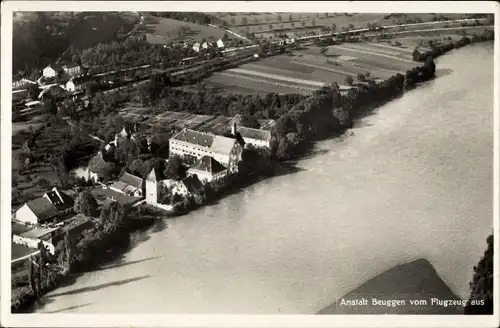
[145, 168, 158, 204]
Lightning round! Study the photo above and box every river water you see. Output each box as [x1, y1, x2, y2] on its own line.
[34, 43, 494, 314]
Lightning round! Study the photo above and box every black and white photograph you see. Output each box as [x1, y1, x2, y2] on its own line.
[1, 1, 498, 327]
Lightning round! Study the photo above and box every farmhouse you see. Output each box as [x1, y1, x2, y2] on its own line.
[187, 156, 227, 183]
[192, 42, 201, 52]
[169, 128, 243, 174]
[171, 175, 203, 197]
[43, 63, 81, 78]
[89, 151, 117, 182]
[231, 121, 272, 149]
[13, 226, 60, 255]
[15, 187, 74, 225]
[43, 64, 62, 78]
[110, 172, 145, 197]
[216, 38, 225, 49]
[63, 63, 81, 77]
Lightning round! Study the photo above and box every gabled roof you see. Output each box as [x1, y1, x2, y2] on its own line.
[24, 197, 59, 222]
[119, 172, 143, 189]
[171, 129, 214, 148]
[237, 127, 272, 142]
[43, 187, 74, 210]
[63, 63, 80, 70]
[45, 64, 63, 72]
[147, 167, 166, 182]
[171, 129, 236, 156]
[190, 156, 227, 174]
[181, 175, 203, 193]
[89, 152, 116, 175]
[12, 221, 33, 235]
[19, 226, 60, 239]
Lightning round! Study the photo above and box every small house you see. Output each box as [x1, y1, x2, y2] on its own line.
[216, 38, 225, 49]
[110, 172, 145, 197]
[15, 187, 74, 225]
[43, 64, 62, 78]
[187, 156, 227, 183]
[172, 175, 203, 197]
[192, 42, 201, 53]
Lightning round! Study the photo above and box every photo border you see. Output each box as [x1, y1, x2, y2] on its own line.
[1, 1, 499, 327]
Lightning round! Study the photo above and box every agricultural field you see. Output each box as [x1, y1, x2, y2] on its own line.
[216, 13, 467, 39]
[118, 107, 274, 136]
[138, 14, 244, 45]
[199, 40, 420, 96]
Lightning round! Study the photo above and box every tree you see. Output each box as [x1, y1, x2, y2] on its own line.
[277, 15, 282, 22]
[268, 23, 273, 30]
[230, 17, 236, 25]
[320, 47, 328, 55]
[312, 19, 316, 26]
[345, 76, 354, 86]
[43, 96, 58, 115]
[348, 23, 355, 30]
[357, 73, 366, 81]
[331, 23, 337, 32]
[164, 154, 186, 181]
[74, 190, 98, 216]
[241, 17, 248, 26]
[301, 21, 306, 27]
[27, 83, 40, 101]
[464, 234, 493, 314]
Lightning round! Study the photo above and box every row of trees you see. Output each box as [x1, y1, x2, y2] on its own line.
[413, 30, 495, 62]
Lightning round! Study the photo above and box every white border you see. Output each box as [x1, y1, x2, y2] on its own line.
[1, 1, 499, 327]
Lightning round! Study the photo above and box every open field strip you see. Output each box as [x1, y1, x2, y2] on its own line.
[327, 44, 415, 64]
[215, 71, 319, 93]
[239, 62, 344, 85]
[365, 25, 494, 39]
[226, 68, 327, 87]
[290, 60, 358, 76]
[204, 75, 308, 95]
[366, 41, 415, 53]
[342, 42, 414, 59]
[289, 54, 397, 77]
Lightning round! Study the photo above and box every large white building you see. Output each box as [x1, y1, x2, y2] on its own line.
[169, 128, 243, 174]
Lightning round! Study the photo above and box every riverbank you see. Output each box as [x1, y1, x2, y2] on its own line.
[13, 36, 494, 312]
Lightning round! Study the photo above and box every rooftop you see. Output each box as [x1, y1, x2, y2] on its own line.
[171, 129, 236, 156]
[237, 127, 272, 142]
[119, 172, 143, 189]
[19, 226, 60, 239]
[190, 156, 227, 174]
[181, 175, 203, 193]
[12, 242, 38, 260]
[12, 221, 33, 235]
[90, 187, 141, 206]
[24, 197, 59, 222]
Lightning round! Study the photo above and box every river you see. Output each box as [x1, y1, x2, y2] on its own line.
[34, 43, 494, 314]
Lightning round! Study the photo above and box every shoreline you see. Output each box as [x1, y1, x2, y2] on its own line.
[12, 36, 493, 314]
